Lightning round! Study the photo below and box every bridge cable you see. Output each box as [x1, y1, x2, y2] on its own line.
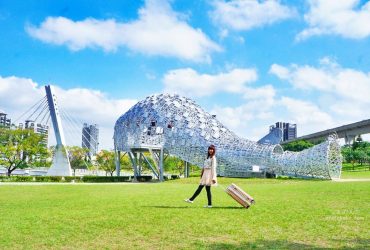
[25, 98, 48, 122]
[13, 96, 47, 124]
[59, 107, 99, 146]
[39, 106, 51, 125]
[58, 110, 83, 146]
[58, 110, 96, 170]
[33, 102, 50, 123]
[59, 109, 93, 149]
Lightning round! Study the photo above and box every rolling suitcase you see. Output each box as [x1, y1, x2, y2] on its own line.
[225, 183, 255, 209]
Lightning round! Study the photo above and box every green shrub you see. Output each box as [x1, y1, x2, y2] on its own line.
[11, 176, 34, 182]
[34, 176, 63, 182]
[265, 172, 276, 178]
[1, 175, 134, 183]
[130, 175, 153, 182]
[64, 176, 82, 182]
[189, 171, 201, 177]
[163, 175, 180, 181]
[136, 175, 153, 182]
[0, 175, 10, 182]
[82, 176, 130, 182]
[0, 175, 34, 182]
[276, 175, 294, 180]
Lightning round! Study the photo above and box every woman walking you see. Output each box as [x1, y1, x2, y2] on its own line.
[184, 145, 217, 208]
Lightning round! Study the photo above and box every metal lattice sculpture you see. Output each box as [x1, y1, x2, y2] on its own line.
[114, 94, 342, 179]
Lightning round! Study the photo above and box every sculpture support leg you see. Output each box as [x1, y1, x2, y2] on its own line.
[159, 148, 164, 182]
[115, 150, 121, 177]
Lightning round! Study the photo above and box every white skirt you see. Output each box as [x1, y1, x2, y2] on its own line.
[200, 168, 215, 186]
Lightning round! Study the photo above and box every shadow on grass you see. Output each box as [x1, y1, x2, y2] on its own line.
[205, 238, 370, 249]
[334, 238, 370, 249]
[143, 205, 245, 210]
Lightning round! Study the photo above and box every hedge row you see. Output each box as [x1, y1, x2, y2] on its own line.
[163, 175, 180, 180]
[0, 175, 137, 182]
[0, 175, 83, 182]
[0, 175, 179, 182]
[82, 176, 131, 182]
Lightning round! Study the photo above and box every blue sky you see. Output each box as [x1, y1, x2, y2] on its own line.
[0, 0, 370, 149]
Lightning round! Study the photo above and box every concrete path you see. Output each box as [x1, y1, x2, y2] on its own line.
[332, 178, 370, 182]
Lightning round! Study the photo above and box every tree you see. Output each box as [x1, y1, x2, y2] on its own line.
[119, 154, 132, 171]
[352, 141, 370, 150]
[96, 151, 134, 176]
[341, 146, 356, 169]
[66, 146, 90, 176]
[138, 152, 156, 174]
[96, 150, 116, 176]
[282, 140, 314, 152]
[366, 147, 370, 170]
[164, 156, 184, 174]
[348, 141, 370, 170]
[0, 127, 50, 176]
[356, 149, 367, 166]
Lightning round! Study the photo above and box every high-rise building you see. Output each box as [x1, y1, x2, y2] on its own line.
[82, 123, 99, 157]
[0, 112, 11, 128]
[258, 122, 297, 145]
[19, 120, 49, 145]
[272, 122, 297, 142]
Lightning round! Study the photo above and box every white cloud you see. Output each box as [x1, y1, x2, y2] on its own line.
[243, 84, 275, 100]
[204, 58, 370, 141]
[210, 86, 276, 140]
[211, 105, 254, 130]
[269, 58, 370, 102]
[210, 95, 335, 140]
[279, 96, 333, 127]
[269, 64, 290, 79]
[329, 101, 368, 118]
[162, 66, 281, 140]
[211, 102, 277, 140]
[162, 66, 280, 140]
[297, 0, 370, 40]
[0, 75, 136, 150]
[26, 0, 220, 62]
[210, 0, 296, 31]
[269, 58, 370, 136]
[163, 67, 258, 97]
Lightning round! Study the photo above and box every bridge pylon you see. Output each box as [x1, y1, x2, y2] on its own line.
[45, 85, 72, 176]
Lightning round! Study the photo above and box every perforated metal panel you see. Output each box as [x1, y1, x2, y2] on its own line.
[114, 94, 342, 179]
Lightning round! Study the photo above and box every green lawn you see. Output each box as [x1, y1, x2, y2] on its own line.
[341, 170, 370, 179]
[342, 163, 370, 172]
[0, 178, 369, 249]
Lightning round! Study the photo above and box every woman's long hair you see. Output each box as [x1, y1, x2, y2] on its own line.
[207, 144, 216, 159]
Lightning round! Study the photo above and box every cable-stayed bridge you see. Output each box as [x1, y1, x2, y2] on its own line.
[12, 85, 98, 176]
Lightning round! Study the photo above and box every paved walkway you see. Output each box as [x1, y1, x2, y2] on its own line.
[332, 178, 370, 182]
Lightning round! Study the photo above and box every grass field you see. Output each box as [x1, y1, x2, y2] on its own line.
[0, 177, 369, 249]
[342, 163, 370, 172]
[341, 170, 370, 179]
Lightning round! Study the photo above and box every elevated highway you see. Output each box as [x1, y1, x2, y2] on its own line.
[282, 119, 370, 144]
